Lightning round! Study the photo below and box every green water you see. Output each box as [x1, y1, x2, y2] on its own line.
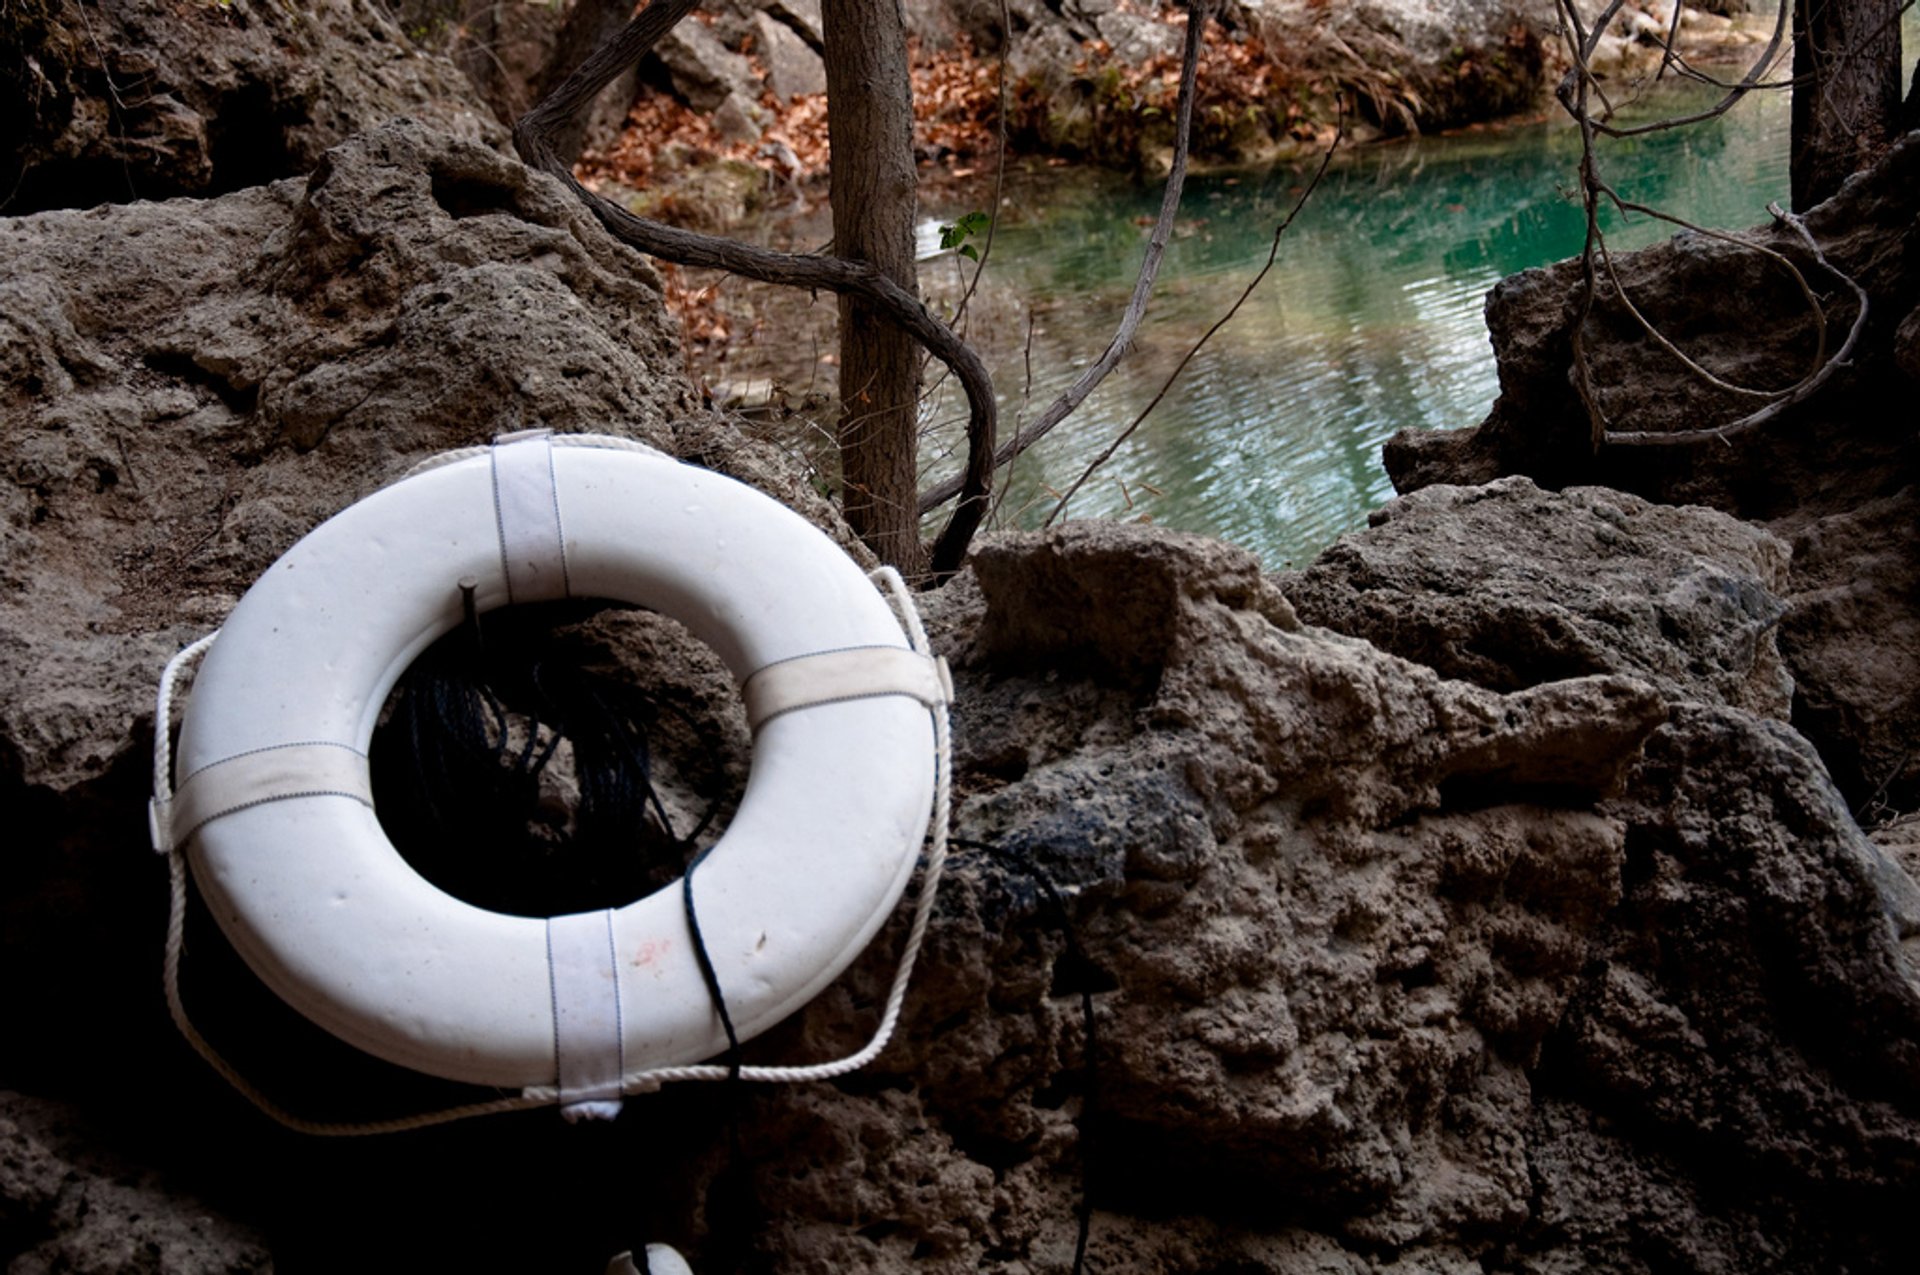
[915, 76, 1801, 566]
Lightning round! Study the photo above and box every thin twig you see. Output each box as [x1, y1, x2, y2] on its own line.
[1044, 115, 1344, 525]
[917, 0, 1218, 515]
[944, 0, 1014, 333]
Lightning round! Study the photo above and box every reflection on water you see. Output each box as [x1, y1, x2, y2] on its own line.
[918, 75, 1797, 566]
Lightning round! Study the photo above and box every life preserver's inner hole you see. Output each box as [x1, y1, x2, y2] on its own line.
[369, 599, 751, 918]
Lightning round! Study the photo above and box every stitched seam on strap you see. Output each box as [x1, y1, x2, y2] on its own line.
[546, 920, 563, 1090]
[491, 446, 515, 605]
[174, 789, 372, 848]
[180, 740, 366, 784]
[605, 910, 623, 1092]
[738, 643, 908, 683]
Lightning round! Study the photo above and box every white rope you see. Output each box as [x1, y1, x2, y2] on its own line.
[153, 633, 549, 1134]
[149, 564, 952, 1132]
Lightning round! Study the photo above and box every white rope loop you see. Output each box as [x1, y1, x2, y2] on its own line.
[150, 556, 952, 1134]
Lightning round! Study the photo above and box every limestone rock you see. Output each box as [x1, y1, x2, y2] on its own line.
[1381, 132, 1920, 812]
[8, 453, 1920, 1269]
[1280, 476, 1795, 719]
[0, 1094, 270, 1274]
[1778, 485, 1920, 813]
[752, 10, 828, 100]
[1, 0, 501, 214]
[0, 119, 730, 798]
[656, 17, 762, 119]
[717, 523, 1920, 1272]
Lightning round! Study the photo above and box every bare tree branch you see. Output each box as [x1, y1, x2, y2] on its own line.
[917, 0, 1218, 515]
[1587, 0, 1791, 136]
[1604, 204, 1870, 446]
[513, 0, 998, 576]
[1043, 115, 1344, 525]
[1549, 3, 1870, 450]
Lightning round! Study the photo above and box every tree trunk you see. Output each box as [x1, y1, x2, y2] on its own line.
[1791, 0, 1904, 210]
[822, 0, 923, 573]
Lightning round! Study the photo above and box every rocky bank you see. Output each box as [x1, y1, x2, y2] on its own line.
[6, 7, 1920, 1275]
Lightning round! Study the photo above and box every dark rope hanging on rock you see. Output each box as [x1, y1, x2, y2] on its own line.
[953, 837, 1100, 1275]
[371, 597, 757, 1268]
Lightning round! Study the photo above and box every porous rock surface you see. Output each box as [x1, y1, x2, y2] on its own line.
[916, 0, 1551, 163]
[1, 0, 502, 214]
[1384, 130, 1920, 815]
[718, 521, 1920, 1272]
[1280, 476, 1794, 719]
[0, 1094, 269, 1275]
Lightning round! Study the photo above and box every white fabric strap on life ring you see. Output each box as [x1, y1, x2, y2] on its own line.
[155, 742, 372, 854]
[547, 909, 625, 1121]
[740, 646, 952, 732]
[491, 429, 570, 603]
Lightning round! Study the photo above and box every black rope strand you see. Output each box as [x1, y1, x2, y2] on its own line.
[363, 598, 761, 1267]
[951, 837, 1098, 1275]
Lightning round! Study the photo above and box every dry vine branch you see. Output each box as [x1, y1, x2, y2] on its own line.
[1043, 114, 1345, 526]
[917, 0, 1219, 515]
[1604, 203, 1871, 446]
[513, 0, 997, 575]
[1550, 0, 1868, 450]
[1577, 0, 1792, 136]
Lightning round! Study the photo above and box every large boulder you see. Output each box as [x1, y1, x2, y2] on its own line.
[1381, 131, 1920, 812]
[0, 119, 741, 800]
[1280, 476, 1794, 720]
[700, 522, 1920, 1272]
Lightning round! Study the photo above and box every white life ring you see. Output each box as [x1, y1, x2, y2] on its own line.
[166, 433, 945, 1097]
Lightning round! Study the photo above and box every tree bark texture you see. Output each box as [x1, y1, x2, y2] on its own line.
[1791, 0, 1904, 210]
[823, 0, 924, 573]
[536, 0, 649, 164]
[515, 0, 997, 578]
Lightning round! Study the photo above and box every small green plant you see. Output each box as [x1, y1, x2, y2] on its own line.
[937, 210, 990, 261]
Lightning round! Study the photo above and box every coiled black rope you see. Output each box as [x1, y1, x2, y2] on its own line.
[372, 600, 723, 916]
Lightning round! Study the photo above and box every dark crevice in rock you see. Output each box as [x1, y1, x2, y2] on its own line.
[139, 350, 259, 416]
[203, 82, 307, 199]
[429, 170, 526, 221]
[1437, 775, 1615, 812]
